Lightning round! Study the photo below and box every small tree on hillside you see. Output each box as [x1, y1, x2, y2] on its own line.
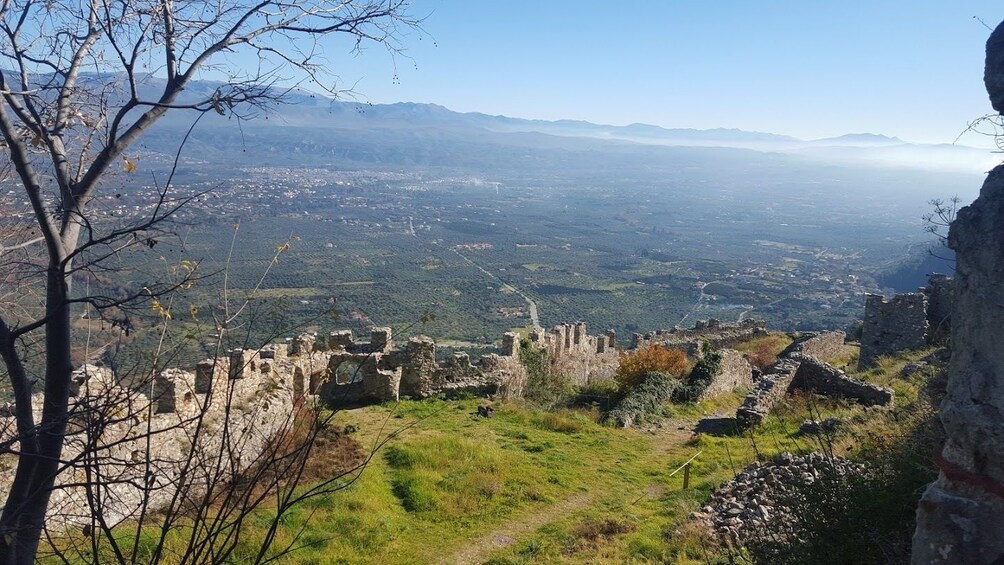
[0, 1, 420, 562]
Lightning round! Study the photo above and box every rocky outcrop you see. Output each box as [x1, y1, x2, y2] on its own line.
[912, 28, 1004, 561]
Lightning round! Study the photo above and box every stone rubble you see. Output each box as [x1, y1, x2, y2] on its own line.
[695, 452, 865, 546]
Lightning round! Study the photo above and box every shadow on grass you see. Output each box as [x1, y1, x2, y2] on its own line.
[693, 417, 746, 437]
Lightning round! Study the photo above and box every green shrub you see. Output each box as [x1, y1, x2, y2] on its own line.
[615, 345, 689, 395]
[673, 351, 722, 402]
[573, 379, 619, 410]
[606, 372, 677, 427]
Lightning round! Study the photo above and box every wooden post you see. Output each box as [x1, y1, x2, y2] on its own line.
[683, 462, 691, 490]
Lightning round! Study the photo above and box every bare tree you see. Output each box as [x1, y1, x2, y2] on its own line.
[0, 1, 420, 562]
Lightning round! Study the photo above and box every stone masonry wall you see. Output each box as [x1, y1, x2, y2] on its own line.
[310, 328, 530, 405]
[736, 359, 801, 427]
[633, 319, 768, 356]
[781, 331, 846, 361]
[0, 350, 297, 530]
[789, 354, 893, 407]
[699, 349, 754, 401]
[924, 274, 954, 343]
[530, 322, 620, 385]
[859, 293, 928, 368]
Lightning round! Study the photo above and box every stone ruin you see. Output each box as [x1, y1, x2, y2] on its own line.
[632, 318, 768, 357]
[736, 332, 893, 427]
[0, 352, 297, 529]
[272, 322, 624, 407]
[529, 322, 620, 385]
[859, 274, 954, 368]
[304, 327, 528, 404]
[912, 22, 1004, 562]
[697, 349, 755, 401]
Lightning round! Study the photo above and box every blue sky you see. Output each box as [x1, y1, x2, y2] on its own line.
[312, 1, 1003, 145]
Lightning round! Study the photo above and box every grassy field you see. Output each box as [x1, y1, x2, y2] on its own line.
[212, 345, 940, 564]
[53, 346, 937, 564]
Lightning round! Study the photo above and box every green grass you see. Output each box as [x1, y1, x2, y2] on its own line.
[67, 349, 942, 564]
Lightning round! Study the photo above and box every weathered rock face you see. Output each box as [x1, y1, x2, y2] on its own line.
[913, 26, 1004, 562]
[913, 176, 1004, 562]
[987, 23, 1004, 114]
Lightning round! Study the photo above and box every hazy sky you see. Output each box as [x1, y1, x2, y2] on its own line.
[316, 1, 1004, 145]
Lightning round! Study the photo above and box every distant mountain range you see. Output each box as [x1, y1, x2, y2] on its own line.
[108, 75, 996, 174]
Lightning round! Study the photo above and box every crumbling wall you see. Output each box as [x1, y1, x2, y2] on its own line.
[924, 274, 954, 343]
[302, 328, 527, 406]
[735, 353, 893, 428]
[790, 355, 893, 407]
[913, 27, 1004, 561]
[781, 331, 846, 361]
[0, 348, 298, 530]
[531, 323, 619, 385]
[736, 359, 801, 427]
[633, 318, 768, 355]
[699, 349, 754, 401]
[859, 293, 928, 367]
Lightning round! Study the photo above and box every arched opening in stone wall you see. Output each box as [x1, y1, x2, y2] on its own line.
[332, 360, 364, 384]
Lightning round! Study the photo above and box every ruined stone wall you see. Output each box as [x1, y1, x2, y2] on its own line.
[736, 359, 801, 427]
[699, 349, 754, 401]
[859, 293, 928, 367]
[924, 274, 954, 342]
[735, 353, 893, 428]
[789, 354, 893, 407]
[913, 29, 1004, 560]
[633, 318, 768, 356]
[530, 323, 619, 385]
[0, 348, 298, 529]
[781, 331, 847, 361]
[304, 328, 527, 406]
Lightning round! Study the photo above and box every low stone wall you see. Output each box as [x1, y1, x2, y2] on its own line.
[632, 319, 768, 355]
[699, 349, 754, 401]
[736, 359, 801, 427]
[736, 352, 894, 428]
[790, 354, 893, 407]
[781, 331, 846, 361]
